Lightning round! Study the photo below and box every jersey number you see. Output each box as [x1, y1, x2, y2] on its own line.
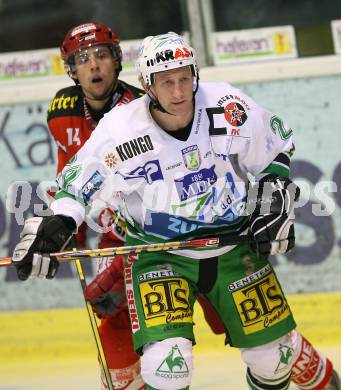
[66, 127, 81, 146]
[270, 115, 292, 140]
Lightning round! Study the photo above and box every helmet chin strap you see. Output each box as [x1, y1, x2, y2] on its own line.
[147, 89, 173, 115]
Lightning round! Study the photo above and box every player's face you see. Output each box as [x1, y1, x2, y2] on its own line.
[151, 66, 194, 116]
[74, 45, 119, 101]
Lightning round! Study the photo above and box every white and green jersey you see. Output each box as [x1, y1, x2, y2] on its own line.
[51, 81, 293, 258]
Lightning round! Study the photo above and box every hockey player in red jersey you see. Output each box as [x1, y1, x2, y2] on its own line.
[47, 22, 145, 390]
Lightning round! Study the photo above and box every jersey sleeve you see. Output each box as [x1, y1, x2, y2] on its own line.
[47, 86, 84, 174]
[237, 98, 294, 179]
[47, 119, 70, 174]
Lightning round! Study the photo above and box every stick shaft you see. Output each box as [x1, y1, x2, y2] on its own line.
[0, 234, 250, 266]
[0, 258, 12, 267]
[75, 260, 114, 390]
[55, 234, 249, 259]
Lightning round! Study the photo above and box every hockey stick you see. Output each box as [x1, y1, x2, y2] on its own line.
[74, 259, 114, 390]
[0, 233, 251, 266]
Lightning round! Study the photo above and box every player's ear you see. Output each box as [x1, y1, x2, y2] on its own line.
[113, 59, 120, 70]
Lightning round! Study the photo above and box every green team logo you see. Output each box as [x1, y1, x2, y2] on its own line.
[182, 145, 201, 171]
[61, 165, 82, 190]
[275, 344, 293, 373]
[155, 344, 189, 379]
[270, 115, 293, 140]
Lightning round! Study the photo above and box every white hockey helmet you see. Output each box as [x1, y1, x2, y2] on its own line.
[136, 32, 198, 86]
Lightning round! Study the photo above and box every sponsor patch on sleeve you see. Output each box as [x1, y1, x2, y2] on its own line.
[81, 170, 104, 203]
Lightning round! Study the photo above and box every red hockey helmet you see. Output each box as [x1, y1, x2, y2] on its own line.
[60, 22, 122, 76]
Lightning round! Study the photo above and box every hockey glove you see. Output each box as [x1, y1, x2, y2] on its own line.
[12, 215, 76, 281]
[248, 175, 300, 260]
[84, 256, 127, 318]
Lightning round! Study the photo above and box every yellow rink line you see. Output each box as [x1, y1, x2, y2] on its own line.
[0, 291, 340, 365]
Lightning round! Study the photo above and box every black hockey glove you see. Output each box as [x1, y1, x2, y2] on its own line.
[12, 215, 76, 281]
[248, 175, 300, 260]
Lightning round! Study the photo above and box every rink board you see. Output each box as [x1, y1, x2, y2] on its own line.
[0, 292, 340, 390]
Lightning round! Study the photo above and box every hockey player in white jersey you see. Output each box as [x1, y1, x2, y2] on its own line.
[12, 32, 340, 390]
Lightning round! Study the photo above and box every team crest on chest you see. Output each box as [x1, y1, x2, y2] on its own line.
[181, 145, 201, 170]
